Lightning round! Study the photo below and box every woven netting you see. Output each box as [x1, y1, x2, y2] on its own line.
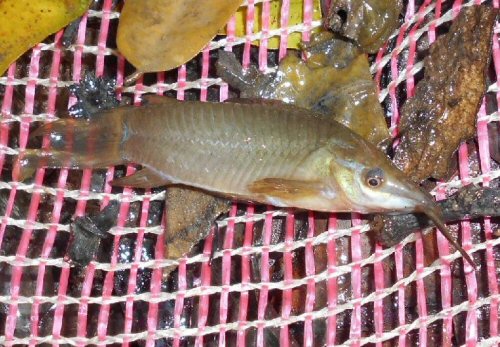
[0, 0, 499, 346]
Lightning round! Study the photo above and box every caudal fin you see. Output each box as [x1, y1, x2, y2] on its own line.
[14, 115, 128, 181]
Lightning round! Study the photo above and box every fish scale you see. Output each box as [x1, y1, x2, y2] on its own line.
[122, 100, 334, 196]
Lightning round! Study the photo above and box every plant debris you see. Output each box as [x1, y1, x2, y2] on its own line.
[489, 122, 500, 164]
[393, 5, 498, 182]
[66, 201, 119, 266]
[68, 72, 120, 119]
[163, 187, 231, 277]
[325, 0, 402, 53]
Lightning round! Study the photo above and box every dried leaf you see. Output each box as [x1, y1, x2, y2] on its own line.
[164, 187, 231, 260]
[393, 6, 497, 182]
[117, 0, 242, 73]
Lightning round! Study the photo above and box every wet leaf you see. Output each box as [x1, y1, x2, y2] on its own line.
[117, 0, 242, 73]
[327, 0, 402, 53]
[0, 0, 92, 75]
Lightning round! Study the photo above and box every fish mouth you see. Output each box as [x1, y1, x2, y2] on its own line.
[383, 178, 429, 213]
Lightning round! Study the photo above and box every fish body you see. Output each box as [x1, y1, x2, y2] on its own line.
[15, 97, 475, 266]
[121, 99, 355, 212]
[18, 97, 422, 214]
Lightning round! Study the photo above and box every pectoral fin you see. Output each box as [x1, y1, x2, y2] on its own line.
[111, 167, 171, 188]
[247, 178, 324, 204]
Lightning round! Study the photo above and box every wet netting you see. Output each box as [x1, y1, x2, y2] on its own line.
[0, 0, 499, 346]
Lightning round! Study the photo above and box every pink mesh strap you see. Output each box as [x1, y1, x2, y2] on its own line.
[0, 1, 498, 346]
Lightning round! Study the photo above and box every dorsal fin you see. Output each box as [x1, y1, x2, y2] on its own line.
[111, 167, 171, 188]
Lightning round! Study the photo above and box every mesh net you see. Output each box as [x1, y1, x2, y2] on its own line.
[0, 0, 499, 346]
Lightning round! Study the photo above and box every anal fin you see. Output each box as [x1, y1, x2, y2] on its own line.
[111, 167, 171, 188]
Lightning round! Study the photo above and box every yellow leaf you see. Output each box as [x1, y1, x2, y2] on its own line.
[0, 0, 92, 76]
[221, 0, 322, 49]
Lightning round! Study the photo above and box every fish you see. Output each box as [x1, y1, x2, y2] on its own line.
[14, 96, 475, 267]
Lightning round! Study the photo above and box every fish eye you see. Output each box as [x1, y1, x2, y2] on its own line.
[365, 168, 384, 188]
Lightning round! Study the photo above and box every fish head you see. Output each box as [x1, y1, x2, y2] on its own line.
[324, 136, 433, 214]
[324, 135, 475, 268]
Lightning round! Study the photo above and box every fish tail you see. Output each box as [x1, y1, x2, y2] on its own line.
[14, 115, 128, 181]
